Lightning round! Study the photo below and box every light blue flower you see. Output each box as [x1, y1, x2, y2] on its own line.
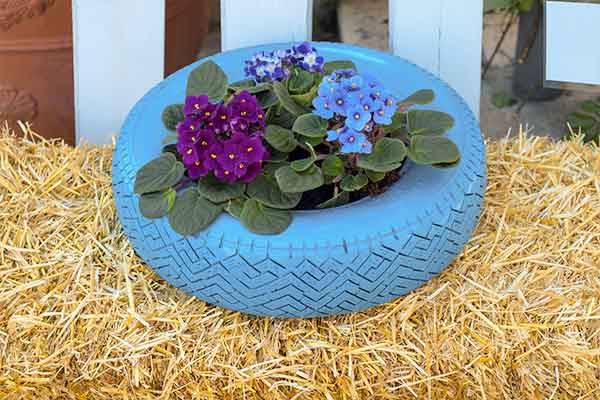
[312, 95, 335, 119]
[373, 105, 395, 125]
[345, 105, 372, 130]
[326, 125, 348, 141]
[331, 88, 351, 116]
[342, 75, 364, 91]
[339, 130, 369, 154]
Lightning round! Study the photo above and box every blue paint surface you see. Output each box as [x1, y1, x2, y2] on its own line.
[112, 42, 487, 317]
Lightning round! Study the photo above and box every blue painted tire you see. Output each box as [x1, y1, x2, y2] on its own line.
[112, 42, 486, 317]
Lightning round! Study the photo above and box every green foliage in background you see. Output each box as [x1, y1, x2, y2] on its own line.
[484, 0, 536, 12]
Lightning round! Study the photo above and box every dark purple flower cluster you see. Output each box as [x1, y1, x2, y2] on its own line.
[176, 91, 269, 183]
[244, 42, 324, 82]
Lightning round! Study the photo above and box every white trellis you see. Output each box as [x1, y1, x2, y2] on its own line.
[72, 0, 483, 145]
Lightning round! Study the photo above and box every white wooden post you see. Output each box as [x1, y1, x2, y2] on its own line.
[221, 0, 313, 51]
[72, 0, 166, 145]
[389, 0, 483, 117]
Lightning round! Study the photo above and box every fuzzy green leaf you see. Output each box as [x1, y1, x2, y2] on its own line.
[186, 61, 228, 102]
[264, 125, 298, 153]
[341, 174, 368, 192]
[383, 112, 407, 134]
[323, 60, 357, 74]
[247, 174, 302, 209]
[407, 110, 455, 136]
[240, 199, 292, 235]
[256, 89, 279, 109]
[275, 164, 324, 193]
[407, 135, 461, 166]
[317, 191, 350, 209]
[321, 155, 344, 177]
[197, 175, 245, 203]
[161, 104, 184, 131]
[356, 138, 406, 173]
[292, 114, 328, 138]
[288, 69, 314, 94]
[139, 188, 176, 219]
[290, 84, 318, 108]
[225, 198, 246, 219]
[168, 189, 224, 236]
[272, 81, 309, 116]
[290, 143, 317, 172]
[400, 90, 434, 106]
[134, 153, 185, 195]
[366, 170, 386, 182]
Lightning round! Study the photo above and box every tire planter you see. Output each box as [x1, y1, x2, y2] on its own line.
[112, 42, 487, 318]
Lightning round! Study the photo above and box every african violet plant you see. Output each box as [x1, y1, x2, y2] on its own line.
[134, 42, 460, 235]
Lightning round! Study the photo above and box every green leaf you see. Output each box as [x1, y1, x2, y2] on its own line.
[168, 189, 224, 236]
[356, 138, 407, 173]
[407, 110, 455, 136]
[383, 112, 407, 134]
[341, 174, 368, 192]
[301, 136, 323, 147]
[567, 112, 596, 130]
[225, 198, 246, 219]
[139, 188, 176, 219]
[186, 61, 228, 102]
[580, 100, 600, 116]
[323, 60, 357, 74]
[264, 125, 298, 153]
[161, 104, 184, 131]
[288, 69, 314, 94]
[266, 150, 288, 163]
[290, 84, 318, 108]
[400, 90, 434, 106]
[161, 134, 179, 145]
[269, 106, 297, 129]
[134, 153, 185, 195]
[492, 91, 517, 109]
[321, 155, 344, 177]
[275, 164, 324, 193]
[366, 170, 386, 182]
[484, 0, 513, 11]
[290, 143, 317, 172]
[240, 199, 292, 235]
[292, 114, 328, 138]
[256, 89, 278, 109]
[247, 174, 302, 209]
[407, 135, 461, 166]
[197, 175, 245, 203]
[272, 81, 309, 116]
[228, 79, 256, 90]
[317, 191, 350, 209]
[263, 160, 289, 176]
[518, 0, 535, 12]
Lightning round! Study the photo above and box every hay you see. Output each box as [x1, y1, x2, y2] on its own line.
[0, 122, 599, 399]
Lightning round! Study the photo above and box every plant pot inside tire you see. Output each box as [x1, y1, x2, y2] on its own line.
[112, 42, 487, 318]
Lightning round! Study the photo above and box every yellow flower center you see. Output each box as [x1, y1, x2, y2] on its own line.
[337, 99, 343, 105]
[247, 146, 254, 153]
[228, 153, 235, 160]
[194, 103, 200, 110]
[190, 125, 195, 130]
[378, 110, 384, 116]
[354, 113, 361, 120]
[210, 153, 217, 159]
[363, 104, 369, 111]
[348, 136, 355, 143]
[191, 136, 196, 142]
[258, 114, 263, 119]
[194, 161, 201, 166]
[240, 111, 247, 116]
[224, 170, 230, 175]
[238, 163, 245, 169]
[201, 140, 208, 146]
[221, 114, 227, 120]
[204, 111, 211, 117]
[186, 149, 193, 155]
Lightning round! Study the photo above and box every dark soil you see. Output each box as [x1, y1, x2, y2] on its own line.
[294, 163, 405, 210]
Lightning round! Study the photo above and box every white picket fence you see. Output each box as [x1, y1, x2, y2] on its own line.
[72, 0, 483, 145]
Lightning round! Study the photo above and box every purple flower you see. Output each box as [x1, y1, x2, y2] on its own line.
[177, 117, 201, 143]
[244, 51, 290, 82]
[214, 167, 237, 184]
[229, 90, 260, 123]
[240, 135, 269, 163]
[213, 104, 231, 134]
[291, 42, 324, 73]
[240, 162, 262, 183]
[187, 159, 210, 179]
[176, 141, 199, 165]
[183, 95, 209, 116]
[205, 143, 223, 170]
